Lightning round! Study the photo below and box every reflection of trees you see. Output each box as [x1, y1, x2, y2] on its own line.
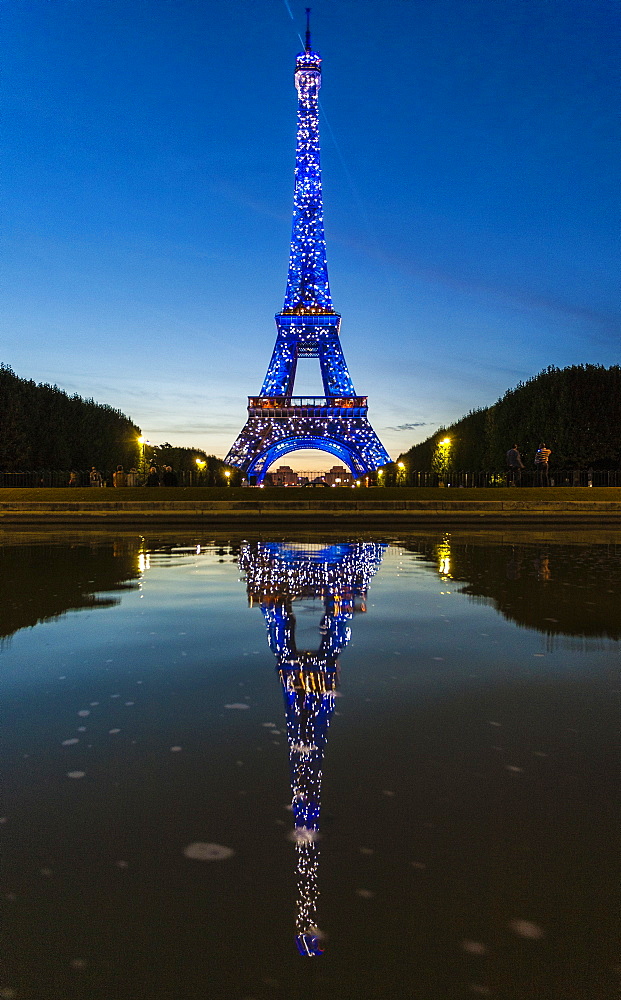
[0, 540, 141, 642]
[240, 541, 385, 956]
[405, 537, 621, 640]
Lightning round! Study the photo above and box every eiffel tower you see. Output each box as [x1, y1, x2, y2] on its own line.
[225, 12, 390, 483]
[240, 540, 386, 955]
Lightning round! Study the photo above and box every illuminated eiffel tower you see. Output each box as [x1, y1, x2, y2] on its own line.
[225, 12, 390, 483]
[240, 540, 385, 954]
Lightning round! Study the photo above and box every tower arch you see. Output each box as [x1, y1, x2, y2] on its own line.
[246, 435, 364, 482]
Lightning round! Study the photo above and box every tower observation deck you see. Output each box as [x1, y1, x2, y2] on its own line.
[225, 11, 390, 482]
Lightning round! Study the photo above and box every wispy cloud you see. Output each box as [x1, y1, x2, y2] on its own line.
[389, 422, 434, 432]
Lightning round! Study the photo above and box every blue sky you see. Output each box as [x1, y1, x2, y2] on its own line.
[2, 0, 618, 469]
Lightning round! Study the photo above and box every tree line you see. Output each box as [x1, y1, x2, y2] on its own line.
[398, 365, 621, 470]
[143, 443, 236, 484]
[0, 364, 141, 470]
[0, 365, 232, 479]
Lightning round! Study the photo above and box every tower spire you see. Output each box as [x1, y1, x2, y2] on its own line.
[282, 15, 331, 315]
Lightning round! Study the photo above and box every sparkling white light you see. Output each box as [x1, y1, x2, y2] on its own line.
[224, 36, 390, 480]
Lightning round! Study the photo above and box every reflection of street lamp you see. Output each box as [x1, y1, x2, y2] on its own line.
[436, 538, 452, 578]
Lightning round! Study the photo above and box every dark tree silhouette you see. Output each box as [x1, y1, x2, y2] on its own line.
[0, 364, 141, 471]
[399, 365, 621, 470]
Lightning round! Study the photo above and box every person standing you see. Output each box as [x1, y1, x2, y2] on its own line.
[126, 468, 139, 487]
[89, 466, 103, 487]
[535, 443, 551, 486]
[113, 465, 126, 487]
[506, 444, 524, 486]
[146, 466, 160, 487]
[162, 465, 178, 486]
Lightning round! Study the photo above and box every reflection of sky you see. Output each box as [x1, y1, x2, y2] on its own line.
[2, 535, 618, 994]
[3, 539, 616, 699]
[345, 550, 589, 696]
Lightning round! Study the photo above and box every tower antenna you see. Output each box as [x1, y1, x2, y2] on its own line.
[305, 7, 311, 52]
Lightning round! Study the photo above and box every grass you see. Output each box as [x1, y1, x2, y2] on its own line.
[1, 486, 621, 503]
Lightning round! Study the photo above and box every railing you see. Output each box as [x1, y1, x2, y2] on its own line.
[248, 396, 368, 417]
[0, 470, 220, 488]
[1, 468, 620, 489]
[388, 469, 621, 488]
[248, 396, 367, 406]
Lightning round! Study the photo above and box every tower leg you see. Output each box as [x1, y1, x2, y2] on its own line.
[319, 333, 355, 397]
[260, 330, 298, 396]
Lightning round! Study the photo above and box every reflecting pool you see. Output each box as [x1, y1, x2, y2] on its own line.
[1, 529, 619, 1000]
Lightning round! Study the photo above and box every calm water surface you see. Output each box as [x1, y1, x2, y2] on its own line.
[1, 528, 619, 1000]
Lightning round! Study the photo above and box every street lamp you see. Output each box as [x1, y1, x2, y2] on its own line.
[433, 437, 452, 485]
[224, 469, 231, 487]
[137, 436, 149, 477]
[397, 461, 406, 487]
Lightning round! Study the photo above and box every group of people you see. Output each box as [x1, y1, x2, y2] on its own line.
[73, 466, 179, 487]
[145, 465, 178, 487]
[506, 443, 552, 485]
[79, 453, 552, 489]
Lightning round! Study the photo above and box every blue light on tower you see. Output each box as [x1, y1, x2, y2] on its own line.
[225, 11, 390, 481]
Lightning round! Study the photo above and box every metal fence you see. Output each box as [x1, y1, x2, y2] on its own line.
[391, 469, 621, 488]
[1, 468, 620, 488]
[0, 470, 215, 488]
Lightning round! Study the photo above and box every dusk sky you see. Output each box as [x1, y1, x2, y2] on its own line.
[3, 0, 618, 469]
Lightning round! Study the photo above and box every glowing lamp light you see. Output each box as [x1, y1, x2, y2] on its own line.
[441, 438, 451, 445]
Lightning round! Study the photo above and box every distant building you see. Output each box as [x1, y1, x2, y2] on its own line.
[324, 465, 352, 486]
[271, 465, 299, 486]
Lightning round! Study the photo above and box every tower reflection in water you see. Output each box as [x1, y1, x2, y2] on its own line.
[239, 541, 385, 956]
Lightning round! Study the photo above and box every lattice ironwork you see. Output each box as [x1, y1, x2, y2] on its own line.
[225, 16, 390, 481]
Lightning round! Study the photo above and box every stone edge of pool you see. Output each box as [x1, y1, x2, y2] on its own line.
[1, 500, 621, 523]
